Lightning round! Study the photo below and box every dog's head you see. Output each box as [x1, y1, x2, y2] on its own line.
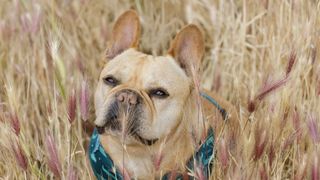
[94, 10, 204, 146]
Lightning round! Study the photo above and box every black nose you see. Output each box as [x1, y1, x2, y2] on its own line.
[116, 89, 141, 105]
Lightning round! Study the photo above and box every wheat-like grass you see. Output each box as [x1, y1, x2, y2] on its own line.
[0, 0, 319, 179]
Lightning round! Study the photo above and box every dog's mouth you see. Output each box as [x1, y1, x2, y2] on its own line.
[95, 125, 158, 146]
[133, 133, 158, 146]
[95, 95, 158, 146]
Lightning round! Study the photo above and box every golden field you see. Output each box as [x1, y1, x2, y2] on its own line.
[0, 0, 319, 179]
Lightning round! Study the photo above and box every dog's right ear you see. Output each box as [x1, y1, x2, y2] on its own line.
[106, 10, 140, 60]
[168, 25, 204, 76]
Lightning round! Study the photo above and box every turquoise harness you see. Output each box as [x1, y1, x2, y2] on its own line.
[89, 92, 227, 179]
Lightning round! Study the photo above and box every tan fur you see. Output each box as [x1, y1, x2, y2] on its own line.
[91, 10, 239, 179]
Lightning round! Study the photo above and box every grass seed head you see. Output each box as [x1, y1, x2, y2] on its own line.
[67, 89, 77, 124]
[218, 139, 229, 171]
[10, 113, 20, 136]
[286, 51, 296, 76]
[253, 128, 268, 161]
[311, 154, 319, 180]
[67, 165, 78, 180]
[80, 80, 89, 121]
[307, 114, 320, 143]
[45, 132, 62, 178]
[11, 140, 28, 171]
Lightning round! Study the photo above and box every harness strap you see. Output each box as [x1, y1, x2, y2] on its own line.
[200, 92, 228, 120]
[89, 129, 123, 180]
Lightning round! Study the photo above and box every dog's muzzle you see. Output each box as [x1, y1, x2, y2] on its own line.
[96, 89, 158, 145]
[99, 89, 142, 130]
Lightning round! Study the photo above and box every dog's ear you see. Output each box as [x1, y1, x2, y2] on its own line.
[106, 10, 140, 60]
[168, 25, 204, 75]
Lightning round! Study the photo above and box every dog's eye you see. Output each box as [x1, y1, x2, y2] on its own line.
[103, 76, 119, 86]
[149, 88, 169, 98]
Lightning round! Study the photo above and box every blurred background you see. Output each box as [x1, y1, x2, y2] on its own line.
[0, 0, 319, 179]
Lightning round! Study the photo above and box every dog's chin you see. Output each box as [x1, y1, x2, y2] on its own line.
[95, 125, 158, 146]
[96, 126, 120, 136]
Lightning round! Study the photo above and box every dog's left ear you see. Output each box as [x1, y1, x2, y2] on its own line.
[168, 24, 204, 75]
[106, 10, 140, 60]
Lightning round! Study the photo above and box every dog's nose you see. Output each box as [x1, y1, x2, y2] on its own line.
[116, 90, 140, 105]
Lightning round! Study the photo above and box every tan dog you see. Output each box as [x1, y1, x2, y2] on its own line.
[92, 10, 238, 179]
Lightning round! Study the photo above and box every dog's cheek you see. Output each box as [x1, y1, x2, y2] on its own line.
[143, 101, 183, 138]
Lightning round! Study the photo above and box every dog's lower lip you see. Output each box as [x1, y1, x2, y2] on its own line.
[96, 125, 157, 145]
[134, 134, 158, 146]
[96, 126, 105, 134]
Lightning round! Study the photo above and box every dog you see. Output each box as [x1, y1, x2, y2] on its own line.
[89, 10, 239, 179]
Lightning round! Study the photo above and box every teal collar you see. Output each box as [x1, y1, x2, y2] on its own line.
[89, 127, 214, 179]
[89, 92, 223, 179]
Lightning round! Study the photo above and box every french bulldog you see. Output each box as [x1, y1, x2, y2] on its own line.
[91, 10, 238, 179]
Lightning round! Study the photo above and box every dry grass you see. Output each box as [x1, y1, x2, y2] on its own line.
[0, 0, 320, 179]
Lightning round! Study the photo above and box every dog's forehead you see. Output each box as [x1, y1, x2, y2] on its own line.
[103, 49, 190, 91]
[142, 55, 190, 88]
